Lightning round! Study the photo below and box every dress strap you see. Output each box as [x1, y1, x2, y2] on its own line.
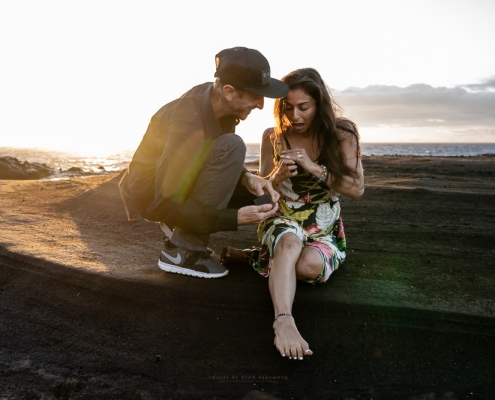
[282, 131, 292, 149]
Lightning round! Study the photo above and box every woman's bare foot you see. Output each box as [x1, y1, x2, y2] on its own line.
[220, 246, 250, 265]
[273, 316, 313, 359]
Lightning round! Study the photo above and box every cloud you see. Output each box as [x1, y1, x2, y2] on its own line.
[462, 77, 495, 93]
[334, 78, 495, 130]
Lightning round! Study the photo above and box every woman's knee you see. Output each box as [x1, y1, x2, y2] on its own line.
[295, 248, 322, 280]
[273, 233, 303, 257]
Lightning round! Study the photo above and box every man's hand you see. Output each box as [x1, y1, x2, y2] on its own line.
[242, 172, 280, 204]
[237, 203, 279, 226]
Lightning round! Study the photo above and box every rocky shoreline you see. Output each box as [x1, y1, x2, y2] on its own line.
[0, 155, 116, 180]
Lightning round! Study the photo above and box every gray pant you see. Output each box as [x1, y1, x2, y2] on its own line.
[170, 133, 247, 252]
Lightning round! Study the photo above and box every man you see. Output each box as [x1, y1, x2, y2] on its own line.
[119, 47, 288, 279]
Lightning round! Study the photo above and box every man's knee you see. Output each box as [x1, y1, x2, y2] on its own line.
[213, 134, 246, 161]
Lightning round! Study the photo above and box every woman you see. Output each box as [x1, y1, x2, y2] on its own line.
[223, 68, 364, 360]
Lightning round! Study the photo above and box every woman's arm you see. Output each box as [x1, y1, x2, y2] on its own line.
[259, 128, 276, 177]
[281, 129, 364, 200]
[327, 130, 364, 200]
[260, 129, 298, 193]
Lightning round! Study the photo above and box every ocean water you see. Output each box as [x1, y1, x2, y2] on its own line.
[247, 142, 495, 161]
[248, 143, 495, 162]
[359, 143, 495, 157]
[1, 143, 494, 178]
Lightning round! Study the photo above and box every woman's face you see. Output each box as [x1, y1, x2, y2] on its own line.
[284, 88, 317, 134]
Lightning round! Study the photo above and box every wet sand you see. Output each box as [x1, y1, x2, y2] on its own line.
[1, 156, 494, 399]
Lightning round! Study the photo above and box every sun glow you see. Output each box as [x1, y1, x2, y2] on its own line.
[1, 1, 494, 156]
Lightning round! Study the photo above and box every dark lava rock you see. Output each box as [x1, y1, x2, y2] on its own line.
[67, 166, 83, 172]
[0, 156, 53, 179]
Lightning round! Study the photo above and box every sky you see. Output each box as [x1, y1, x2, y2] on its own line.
[1, 0, 494, 155]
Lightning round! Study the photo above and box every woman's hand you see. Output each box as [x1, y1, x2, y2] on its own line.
[281, 148, 320, 177]
[270, 157, 298, 190]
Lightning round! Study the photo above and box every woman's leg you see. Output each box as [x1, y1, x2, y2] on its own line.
[298, 236, 345, 284]
[295, 247, 324, 281]
[269, 233, 313, 359]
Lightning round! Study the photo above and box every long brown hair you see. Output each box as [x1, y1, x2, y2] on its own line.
[273, 68, 361, 184]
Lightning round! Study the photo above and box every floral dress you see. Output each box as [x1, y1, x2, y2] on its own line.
[250, 133, 346, 284]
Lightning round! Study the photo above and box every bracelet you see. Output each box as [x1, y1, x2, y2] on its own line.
[317, 165, 328, 184]
[273, 313, 293, 323]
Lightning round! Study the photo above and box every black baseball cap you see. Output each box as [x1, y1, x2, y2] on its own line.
[214, 47, 289, 99]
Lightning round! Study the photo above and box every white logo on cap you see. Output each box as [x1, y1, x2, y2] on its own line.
[261, 68, 270, 85]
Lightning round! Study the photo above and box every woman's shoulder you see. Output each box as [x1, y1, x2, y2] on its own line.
[261, 127, 276, 143]
[336, 119, 359, 141]
[336, 118, 357, 133]
[262, 127, 275, 138]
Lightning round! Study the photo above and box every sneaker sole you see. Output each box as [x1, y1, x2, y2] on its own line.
[158, 260, 228, 279]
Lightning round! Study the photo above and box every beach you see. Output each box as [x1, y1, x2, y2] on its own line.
[1, 155, 494, 399]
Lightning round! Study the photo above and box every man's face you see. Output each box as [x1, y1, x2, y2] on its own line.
[229, 89, 264, 120]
